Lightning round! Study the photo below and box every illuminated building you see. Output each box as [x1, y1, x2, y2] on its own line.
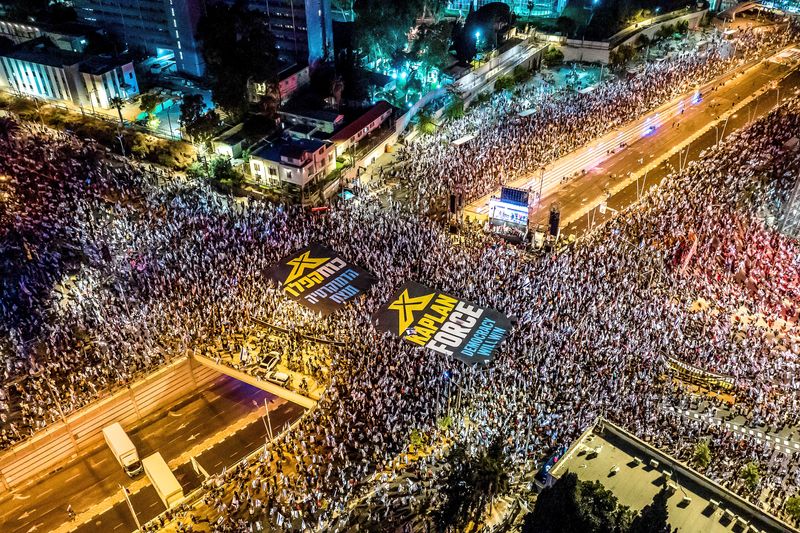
[447, 0, 568, 18]
[73, 0, 204, 77]
[0, 37, 139, 109]
[235, 0, 334, 65]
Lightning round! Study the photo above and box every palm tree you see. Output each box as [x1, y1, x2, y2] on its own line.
[740, 462, 760, 492]
[692, 440, 711, 469]
[785, 496, 800, 523]
[471, 438, 510, 518]
[108, 96, 126, 129]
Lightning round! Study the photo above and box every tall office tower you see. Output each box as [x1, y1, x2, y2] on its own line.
[240, 0, 333, 66]
[74, 0, 205, 76]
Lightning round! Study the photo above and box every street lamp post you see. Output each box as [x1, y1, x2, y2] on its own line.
[120, 484, 142, 532]
[263, 398, 274, 440]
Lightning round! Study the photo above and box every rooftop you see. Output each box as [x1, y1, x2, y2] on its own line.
[278, 62, 308, 79]
[2, 37, 81, 67]
[79, 54, 131, 75]
[279, 108, 344, 124]
[213, 124, 247, 146]
[330, 100, 393, 143]
[252, 138, 329, 167]
[550, 419, 797, 533]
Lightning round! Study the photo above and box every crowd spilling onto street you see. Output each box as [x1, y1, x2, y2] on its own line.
[399, 24, 796, 207]
[1, 19, 800, 533]
[146, 96, 800, 532]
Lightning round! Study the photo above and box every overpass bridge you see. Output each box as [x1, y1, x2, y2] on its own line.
[191, 353, 317, 409]
[718, 1, 769, 20]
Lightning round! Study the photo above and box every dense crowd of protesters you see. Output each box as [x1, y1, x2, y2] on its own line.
[1, 20, 799, 533]
[398, 24, 796, 207]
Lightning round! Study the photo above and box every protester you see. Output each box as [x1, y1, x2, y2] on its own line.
[1, 22, 799, 533]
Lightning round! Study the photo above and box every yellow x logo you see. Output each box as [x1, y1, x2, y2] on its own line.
[285, 250, 329, 283]
[389, 289, 434, 335]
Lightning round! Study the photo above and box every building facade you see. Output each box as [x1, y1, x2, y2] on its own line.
[447, 0, 568, 18]
[329, 100, 393, 157]
[240, 0, 333, 65]
[247, 63, 311, 105]
[79, 56, 139, 109]
[250, 138, 336, 188]
[73, 0, 204, 76]
[0, 38, 139, 110]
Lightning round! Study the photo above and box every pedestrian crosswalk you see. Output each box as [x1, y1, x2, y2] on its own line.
[665, 405, 800, 455]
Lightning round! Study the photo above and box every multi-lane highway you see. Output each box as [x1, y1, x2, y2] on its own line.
[0, 374, 305, 533]
[559, 66, 800, 237]
[463, 46, 800, 233]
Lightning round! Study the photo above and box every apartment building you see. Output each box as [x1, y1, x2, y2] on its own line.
[74, 0, 204, 76]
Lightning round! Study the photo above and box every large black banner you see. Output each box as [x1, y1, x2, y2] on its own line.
[268, 244, 375, 316]
[373, 281, 511, 363]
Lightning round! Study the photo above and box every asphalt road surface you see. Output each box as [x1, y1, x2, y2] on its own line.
[559, 66, 800, 237]
[0, 374, 304, 533]
[462, 47, 800, 228]
[72, 400, 304, 533]
[524, 51, 800, 233]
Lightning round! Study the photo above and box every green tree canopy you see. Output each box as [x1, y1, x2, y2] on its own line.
[692, 440, 711, 469]
[197, 1, 277, 120]
[523, 472, 634, 533]
[179, 94, 207, 129]
[178, 94, 221, 148]
[629, 487, 672, 533]
[740, 462, 760, 492]
[785, 496, 800, 522]
[185, 111, 221, 149]
[353, 0, 426, 64]
[412, 20, 454, 75]
[433, 438, 511, 532]
[543, 47, 565, 67]
[139, 93, 161, 116]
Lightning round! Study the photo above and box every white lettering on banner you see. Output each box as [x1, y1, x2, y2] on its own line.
[449, 312, 477, 329]
[285, 257, 347, 297]
[455, 301, 483, 319]
[424, 301, 487, 356]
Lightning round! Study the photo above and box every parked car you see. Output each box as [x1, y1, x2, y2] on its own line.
[264, 371, 290, 387]
[256, 354, 279, 375]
